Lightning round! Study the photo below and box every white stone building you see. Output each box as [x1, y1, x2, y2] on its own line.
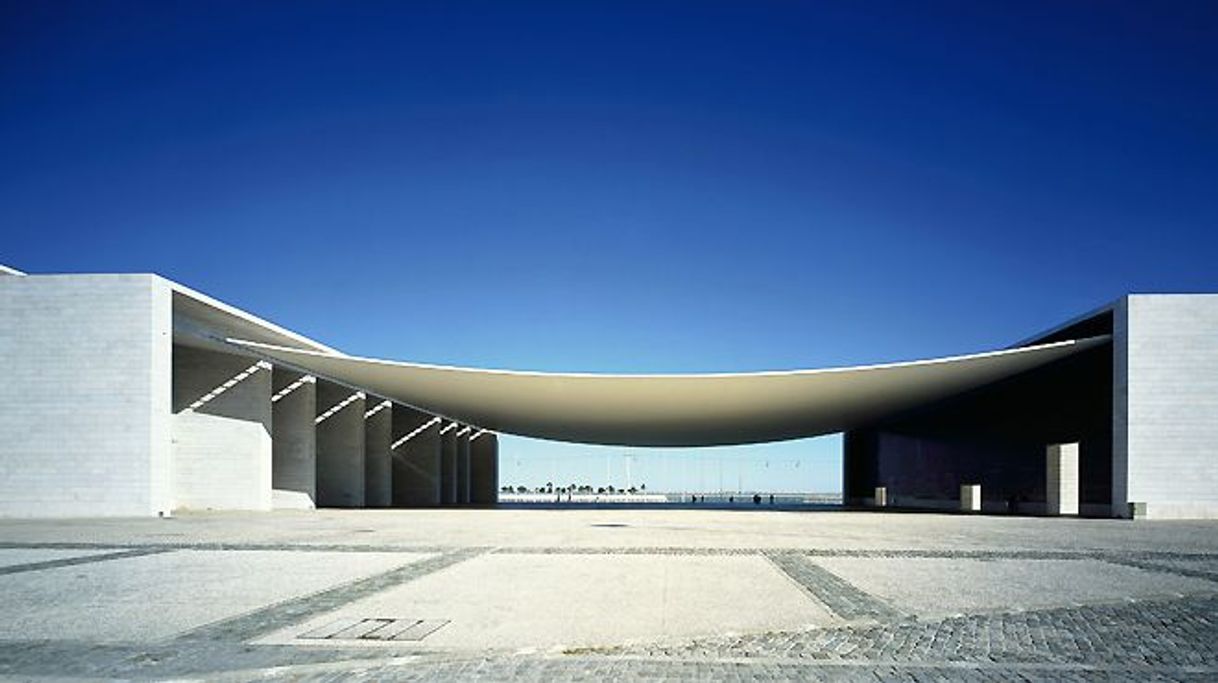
[0, 268, 495, 517]
[1, 266, 1214, 519]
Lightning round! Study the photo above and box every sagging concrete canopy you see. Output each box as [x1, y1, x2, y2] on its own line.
[231, 336, 1109, 447]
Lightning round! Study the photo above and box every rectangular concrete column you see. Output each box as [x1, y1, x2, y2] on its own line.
[1046, 443, 1080, 516]
[391, 408, 442, 506]
[873, 486, 887, 507]
[315, 380, 365, 508]
[271, 369, 316, 509]
[470, 432, 499, 505]
[457, 427, 472, 504]
[172, 346, 272, 511]
[440, 420, 458, 504]
[364, 397, 392, 508]
[960, 484, 981, 512]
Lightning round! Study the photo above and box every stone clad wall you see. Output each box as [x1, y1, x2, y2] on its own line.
[0, 274, 172, 517]
[1123, 295, 1218, 519]
[0, 272, 478, 517]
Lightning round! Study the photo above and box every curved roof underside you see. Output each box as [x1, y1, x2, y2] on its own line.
[232, 336, 1109, 447]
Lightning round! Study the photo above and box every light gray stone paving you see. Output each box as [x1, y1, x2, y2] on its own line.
[175, 548, 485, 643]
[0, 549, 434, 642]
[811, 556, 1215, 618]
[261, 552, 833, 650]
[0, 511, 1217, 680]
[3, 508, 1218, 554]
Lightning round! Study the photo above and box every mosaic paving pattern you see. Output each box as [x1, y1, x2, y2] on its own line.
[0, 539, 1215, 680]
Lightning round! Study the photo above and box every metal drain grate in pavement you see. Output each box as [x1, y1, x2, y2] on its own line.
[300, 618, 449, 641]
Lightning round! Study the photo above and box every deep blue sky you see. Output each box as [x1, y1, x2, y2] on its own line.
[3, 2, 1216, 491]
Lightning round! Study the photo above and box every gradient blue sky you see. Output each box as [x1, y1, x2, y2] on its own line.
[3, 2, 1216, 492]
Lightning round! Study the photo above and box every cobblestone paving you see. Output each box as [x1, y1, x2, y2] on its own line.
[2, 541, 1218, 681]
[766, 551, 904, 622]
[212, 655, 1218, 682]
[1107, 556, 1218, 583]
[0, 540, 458, 554]
[0, 546, 169, 576]
[594, 593, 1218, 668]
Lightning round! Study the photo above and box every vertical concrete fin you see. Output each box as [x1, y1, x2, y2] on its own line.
[364, 398, 393, 507]
[171, 345, 273, 511]
[470, 432, 499, 505]
[272, 369, 316, 509]
[391, 407, 443, 506]
[315, 380, 366, 508]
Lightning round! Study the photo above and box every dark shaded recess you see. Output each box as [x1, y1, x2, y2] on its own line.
[845, 337, 1113, 510]
[1019, 310, 1113, 347]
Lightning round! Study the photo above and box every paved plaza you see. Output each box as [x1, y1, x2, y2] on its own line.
[2, 509, 1218, 681]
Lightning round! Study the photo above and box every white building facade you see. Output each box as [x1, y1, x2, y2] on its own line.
[1, 267, 1214, 519]
[0, 270, 495, 517]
